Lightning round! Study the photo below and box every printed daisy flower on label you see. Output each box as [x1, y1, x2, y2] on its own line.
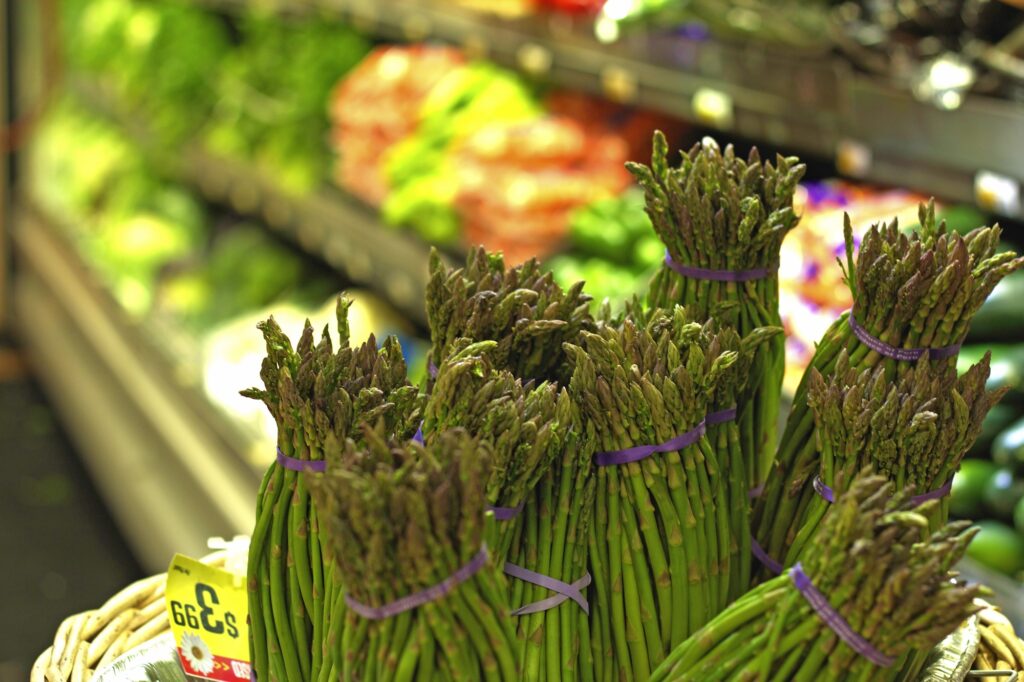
[181, 632, 215, 675]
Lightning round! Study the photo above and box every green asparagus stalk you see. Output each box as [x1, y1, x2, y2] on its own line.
[422, 339, 570, 564]
[566, 306, 774, 673]
[503, 387, 596, 681]
[753, 202, 1024, 582]
[775, 351, 1005, 570]
[425, 246, 595, 387]
[422, 339, 591, 680]
[630, 131, 804, 485]
[309, 427, 519, 681]
[651, 473, 983, 682]
[242, 299, 424, 682]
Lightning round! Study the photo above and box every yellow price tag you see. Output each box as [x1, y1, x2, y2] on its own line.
[166, 554, 251, 681]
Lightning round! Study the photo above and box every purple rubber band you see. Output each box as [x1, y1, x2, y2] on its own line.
[428, 360, 438, 378]
[344, 546, 489, 620]
[276, 448, 327, 473]
[748, 484, 765, 499]
[910, 478, 953, 505]
[413, 422, 424, 444]
[664, 250, 776, 282]
[848, 311, 960, 362]
[790, 562, 895, 667]
[487, 503, 525, 521]
[813, 475, 952, 507]
[594, 419, 706, 466]
[705, 406, 738, 426]
[751, 536, 783, 575]
[504, 562, 591, 616]
[812, 475, 836, 503]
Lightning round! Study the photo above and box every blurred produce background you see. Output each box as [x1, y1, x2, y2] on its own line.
[2, 0, 1024, 673]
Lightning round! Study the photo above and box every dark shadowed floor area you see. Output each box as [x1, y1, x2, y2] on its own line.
[0, 340, 142, 682]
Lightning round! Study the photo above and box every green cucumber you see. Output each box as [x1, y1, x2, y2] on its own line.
[966, 270, 1024, 342]
[950, 460, 997, 519]
[968, 403, 1019, 458]
[993, 416, 1024, 475]
[982, 468, 1024, 520]
[958, 344, 1024, 404]
[1015, 496, 1024, 536]
[966, 521, 1024, 576]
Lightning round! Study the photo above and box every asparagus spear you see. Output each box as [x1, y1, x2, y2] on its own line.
[652, 473, 983, 682]
[566, 305, 775, 673]
[775, 351, 1006, 568]
[242, 299, 424, 682]
[425, 246, 595, 387]
[309, 427, 519, 681]
[631, 131, 804, 485]
[753, 203, 1024, 582]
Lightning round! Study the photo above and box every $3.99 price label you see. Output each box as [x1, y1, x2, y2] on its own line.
[166, 554, 251, 681]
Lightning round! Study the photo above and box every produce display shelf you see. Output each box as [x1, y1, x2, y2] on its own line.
[70, 79, 439, 328]
[180, 149, 436, 327]
[11, 201, 261, 572]
[199, 0, 1024, 221]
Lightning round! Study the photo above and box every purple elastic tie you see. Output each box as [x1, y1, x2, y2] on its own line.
[813, 475, 952, 507]
[487, 503, 524, 521]
[909, 478, 953, 505]
[277, 448, 327, 473]
[428, 360, 438, 378]
[705, 406, 738, 426]
[413, 422, 424, 444]
[748, 484, 765, 500]
[790, 562, 894, 667]
[594, 420, 706, 466]
[812, 475, 836, 503]
[664, 250, 775, 283]
[504, 562, 591, 616]
[751, 537, 783, 575]
[345, 546, 488, 620]
[848, 311, 960, 362]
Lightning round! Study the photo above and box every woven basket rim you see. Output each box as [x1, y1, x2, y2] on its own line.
[31, 550, 229, 682]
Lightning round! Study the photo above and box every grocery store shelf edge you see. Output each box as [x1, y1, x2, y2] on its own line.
[181, 148, 435, 327]
[12, 202, 261, 571]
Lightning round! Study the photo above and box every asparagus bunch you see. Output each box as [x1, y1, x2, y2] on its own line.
[426, 247, 595, 386]
[754, 202, 1024, 579]
[504, 387, 596, 681]
[703, 322, 784, 601]
[651, 473, 983, 682]
[422, 339, 592, 679]
[422, 339, 572, 563]
[308, 427, 519, 682]
[630, 131, 804, 484]
[242, 300, 423, 682]
[566, 306, 773, 679]
[764, 350, 1006, 573]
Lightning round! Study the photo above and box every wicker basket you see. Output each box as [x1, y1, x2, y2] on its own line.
[31, 551, 229, 682]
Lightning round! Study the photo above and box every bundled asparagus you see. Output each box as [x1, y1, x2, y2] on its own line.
[422, 339, 572, 563]
[242, 301, 422, 682]
[425, 247, 595, 386]
[754, 202, 1024, 579]
[308, 427, 519, 681]
[651, 473, 983, 682]
[702, 323, 783, 601]
[566, 306, 775, 679]
[630, 131, 804, 484]
[504, 389, 596, 681]
[423, 340, 593, 680]
[760, 350, 1006, 573]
